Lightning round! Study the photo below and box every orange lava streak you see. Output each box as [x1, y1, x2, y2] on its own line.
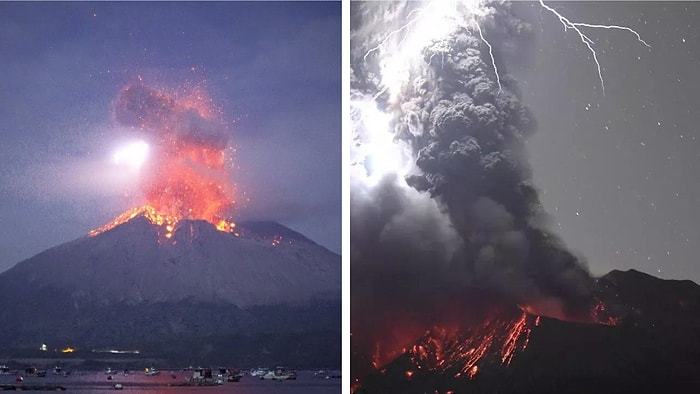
[88, 205, 178, 236]
[408, 310, 533, 379]
[89, 204, 235, 239]
[466, 365, 478, 380]
[500, 312, 530, 365]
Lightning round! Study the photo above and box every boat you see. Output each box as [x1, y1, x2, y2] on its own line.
[104, 367, 114, 375]
[227, 368, 245, 382]
[144, 367, 160, 376]
[184, 368, 223, 386]
[261, 367, 297, 381]
[113, 383, 123, 390]
[227, 374, 242, 382]
[19, 367, 45, 377]
[250, 367, 269, 377]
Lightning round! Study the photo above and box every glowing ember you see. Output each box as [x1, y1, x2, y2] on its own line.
[408, 309, 534, 378]
[91, 82, 236, 237]
[591, 298, 621, 326]
[89, 204, 235, 239]
[466, 365, 477, 380]
[371, 299, 624, 385]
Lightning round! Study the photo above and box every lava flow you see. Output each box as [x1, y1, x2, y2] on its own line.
[354, 298, 622, 391]
[90, 82, 236, 238]
[408, 308, 534, 379]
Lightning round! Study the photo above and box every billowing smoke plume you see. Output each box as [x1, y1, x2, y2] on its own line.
[115, 84, 230, 150]
[351, 0, 594, 374]
[113, 83, 235, 224]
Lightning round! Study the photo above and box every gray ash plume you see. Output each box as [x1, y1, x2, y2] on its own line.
[351, 0, 595, 379]
[115, 83, 229, 150]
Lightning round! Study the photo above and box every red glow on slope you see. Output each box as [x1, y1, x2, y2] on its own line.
[407, 309, 534, 378]
[360, 297, 622, 386]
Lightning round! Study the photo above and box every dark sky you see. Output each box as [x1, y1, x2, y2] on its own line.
[0, 1, 341, 273]
[505, 2, 700, 283]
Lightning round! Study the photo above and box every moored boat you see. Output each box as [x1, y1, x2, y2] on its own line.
[144, 367, 160, 376]
[261, 367, 297, 381]
[250, 367, 269, 377]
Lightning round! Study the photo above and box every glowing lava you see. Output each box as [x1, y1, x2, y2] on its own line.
[408, 309, 533, 379]
[365, 300, 621, 385]
[91, 82, 236, 237]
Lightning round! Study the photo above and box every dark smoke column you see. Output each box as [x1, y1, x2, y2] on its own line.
[350, 0, 595, 383]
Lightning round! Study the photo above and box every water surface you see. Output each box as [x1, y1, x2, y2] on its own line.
[0, 370, 340, 393]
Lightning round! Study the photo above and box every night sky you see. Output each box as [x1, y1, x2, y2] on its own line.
[0, 2, 341, 273]
[507, 2, 700, 283]
[2, 1, 700, 285]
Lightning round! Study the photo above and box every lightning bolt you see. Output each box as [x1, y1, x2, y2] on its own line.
[474, 20, 501, 94]
[363, 7, 425, 63]
[363, 1, 504, 98]
[538, 0, 651, 95]
[362, 0, 650, 98]
[353, 0, 651, 186]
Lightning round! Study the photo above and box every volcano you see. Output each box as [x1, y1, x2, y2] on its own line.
[353, 270, 700, 393]
[0, 214, 341, 367]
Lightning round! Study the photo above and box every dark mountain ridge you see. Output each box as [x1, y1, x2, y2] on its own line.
[356, 269, 700, 393]
[0, 215, 341, 367]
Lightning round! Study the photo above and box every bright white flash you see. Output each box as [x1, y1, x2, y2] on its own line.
[350, 100, 412, 185]
[353, 0, 649, 188]
[113, 141, 149, 170]
[363, 0, 496, 102]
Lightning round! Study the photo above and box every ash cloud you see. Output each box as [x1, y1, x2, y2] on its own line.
[351, 0, 594, 373]
[112, 82, 235, 222]
[114, 83, 229, 150]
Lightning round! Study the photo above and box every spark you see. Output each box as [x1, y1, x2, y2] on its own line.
[538, 0, 650, 95]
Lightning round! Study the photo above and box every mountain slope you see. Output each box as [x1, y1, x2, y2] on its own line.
[0, 216, 341, 366]
[0, 216, 340, 307]
[355, 270, 700, 393]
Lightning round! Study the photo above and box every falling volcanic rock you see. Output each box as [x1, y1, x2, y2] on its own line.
[110, 83, 236, 229]
[355, 271, 700, 394]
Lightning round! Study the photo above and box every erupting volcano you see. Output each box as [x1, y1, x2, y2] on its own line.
[92, 82, 236, 239]
[349, 1, 660, 392]
[355, 270, 700, 394]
